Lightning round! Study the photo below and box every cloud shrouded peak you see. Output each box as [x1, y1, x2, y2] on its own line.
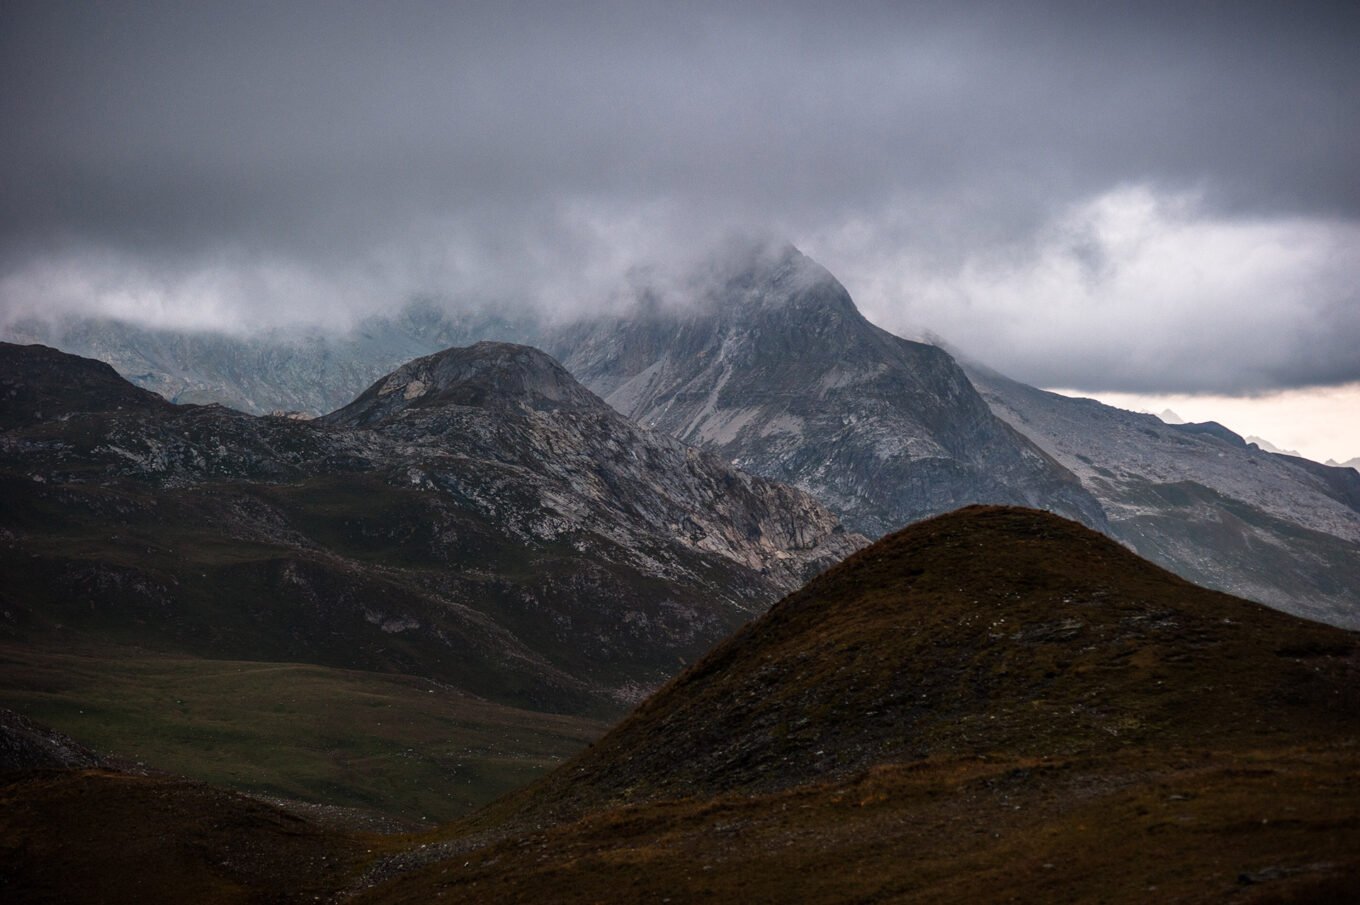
[0, 1, 1356, 395]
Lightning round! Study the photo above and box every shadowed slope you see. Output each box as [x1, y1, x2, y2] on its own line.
[1, 341, 859, 715]
[0, 769, 369, 904]
[1, 340, 859, 820]
[0, 342, 169, 429]
[505, 506, 1358, 822]
[357, 507, 1360, 904]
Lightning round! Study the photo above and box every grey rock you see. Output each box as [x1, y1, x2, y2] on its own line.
[966, 363, 1360, 628]
[546, 244, 1108, 538]
[1, 341, 862, 713]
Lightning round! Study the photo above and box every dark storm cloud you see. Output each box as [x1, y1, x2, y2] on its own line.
[1, 0, 1357, 391]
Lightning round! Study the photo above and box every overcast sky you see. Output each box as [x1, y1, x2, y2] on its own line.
[2, 2, 1357, 421]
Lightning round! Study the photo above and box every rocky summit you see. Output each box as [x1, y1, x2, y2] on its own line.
[0, 341, 861, 719]
[549, 245, 1108, 538]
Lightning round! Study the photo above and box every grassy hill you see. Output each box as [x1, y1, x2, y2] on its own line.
[359, 506, 1360, 903]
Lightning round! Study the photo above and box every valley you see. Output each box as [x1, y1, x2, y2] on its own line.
[0, 642, 604, 822]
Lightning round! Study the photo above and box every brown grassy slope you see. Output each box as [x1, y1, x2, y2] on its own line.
[482, 505, 1359, 826]
[0, 769, 372, 904]
[353, 506, 1360, 904]
[358, 747, 1360, 905]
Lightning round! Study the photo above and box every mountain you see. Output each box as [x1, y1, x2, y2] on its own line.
[1247, 434, 1304, 458]
[2, 341, 858, 710]
[355, 506, 1360, 904]
[547, 245, 1108, 538]
[0, 340, 859, 813]
[2, 301, 537, 415]
[5, 248, 1107, 541]
[10, 245, 1359, 630]
[967, 366, 1360, 628]
[1327, 456, 1360, 472]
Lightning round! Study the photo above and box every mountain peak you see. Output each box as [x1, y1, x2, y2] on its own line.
[324, 341, 601, 427]
[0, 341, 169, 428]
[553, 249, 1108, 538]
[699, 241, 864, 329]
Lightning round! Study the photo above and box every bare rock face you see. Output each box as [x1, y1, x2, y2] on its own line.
[967, 364, 1360, 629]
[547, 245, 1108, 538]
[324, 342, 860, 593]
[0, 708, 110, 772]
[0, 341, 861, 715]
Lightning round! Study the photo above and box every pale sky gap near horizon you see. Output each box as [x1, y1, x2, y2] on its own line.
[1046, 384, 1360, 466]
[2, 2, 1357, 460]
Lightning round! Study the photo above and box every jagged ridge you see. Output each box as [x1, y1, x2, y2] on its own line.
[550, 246, 1109, 537]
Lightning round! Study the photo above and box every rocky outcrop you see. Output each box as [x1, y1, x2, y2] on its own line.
[0, 342, 862, 714]
[547, 245, 1107, 538]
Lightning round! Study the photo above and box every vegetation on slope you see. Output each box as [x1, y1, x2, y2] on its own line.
[0, 340, 857, 820]
[0, 643, 604, 822]
[359, 506, 1360, 903]
[496, 506, 1358, 820]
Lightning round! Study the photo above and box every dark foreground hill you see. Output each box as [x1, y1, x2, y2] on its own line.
[6, 508, 1358, 903]
[356, 507, 1360, 904]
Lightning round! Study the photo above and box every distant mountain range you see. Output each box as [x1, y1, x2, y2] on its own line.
[1246, 434, 1303, 458]
[3, 302, 536, 415]
[5, 244, 1358, 629]
[1, 341, 859, 718]
[968, 366, 1360, 628]
[1241, 438, 1356, 473]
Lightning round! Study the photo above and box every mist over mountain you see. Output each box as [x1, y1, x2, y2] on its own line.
[548, 245, 1107, 537]
[3, 302, 538, 416]
[7, 246, 1359, 630]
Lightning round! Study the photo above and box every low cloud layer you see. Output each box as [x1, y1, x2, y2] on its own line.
[2, 1, 1357, 393]
[829, 187, 1360, 394]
